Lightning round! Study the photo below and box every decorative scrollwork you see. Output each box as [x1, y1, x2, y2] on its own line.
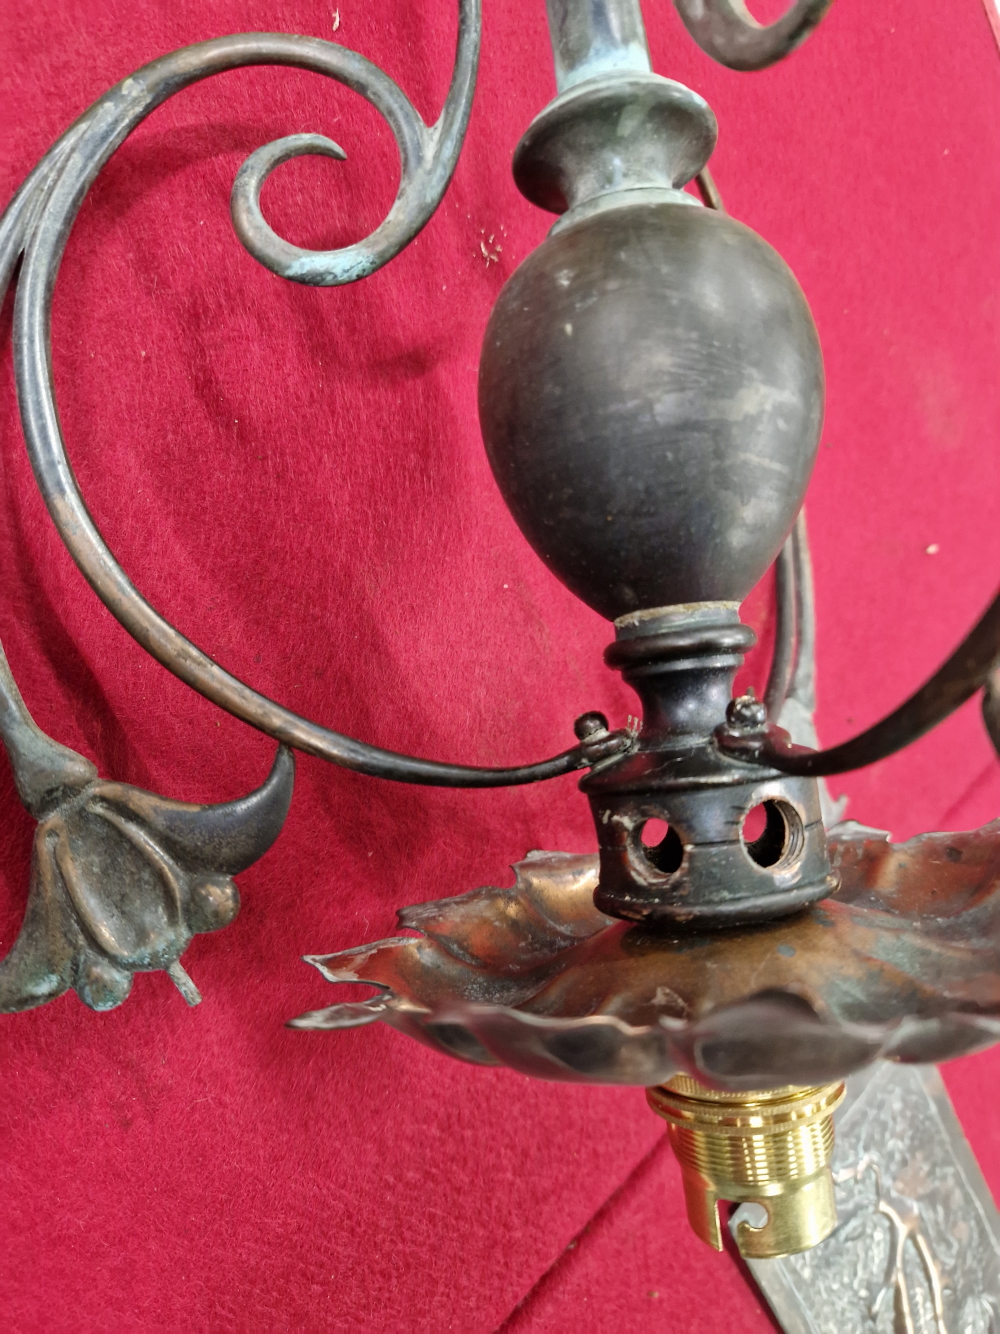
[227, 6, 480, 286]
[0, 16, 632, 787]
[833, 1158, 948, 1334]
[672, 0, 835, 72]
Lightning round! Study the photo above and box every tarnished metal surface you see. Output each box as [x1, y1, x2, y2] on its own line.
[545, 0, 835, 82]
[720, 586, 1000, 778]
[512, 73, 716, 223]
[766, 531, 798, 724]
[478, 205, 823, 619]
[229, 6, 480, 284]
[672, 0, 835, 73]
[984, 661, 1000, 761]
[765, 511, 821, 743]
[290, 821, 1000, 1087]
[2, 0, 996, 1118]
[9, 4, 989, 797]
[0, 636, 293, 1012]
[522, 2, 717, 224]
[741, 1062, 1000, 1333]
[0, 19, 640, 790]
[762, 511, 847, 828]
[545, 0, 652, 91]
[485, 6, 841, 924]
[584, 609, 834, 926]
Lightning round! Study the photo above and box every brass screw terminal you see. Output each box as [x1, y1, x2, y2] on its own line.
[647, 1075, 845, 1258]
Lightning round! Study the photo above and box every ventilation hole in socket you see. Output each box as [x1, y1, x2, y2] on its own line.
[741, 800, 803, 870]
[640, 818, 684, 875]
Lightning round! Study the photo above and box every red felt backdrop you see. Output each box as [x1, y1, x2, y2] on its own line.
[1, 0, 1000, 1329]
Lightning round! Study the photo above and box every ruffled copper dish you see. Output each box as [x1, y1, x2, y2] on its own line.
[289, 822, 1000, 1090]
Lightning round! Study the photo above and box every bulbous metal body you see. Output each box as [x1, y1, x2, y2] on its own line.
[478, 200, 824, 621]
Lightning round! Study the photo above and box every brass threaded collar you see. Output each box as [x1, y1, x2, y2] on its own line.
[650, 1078, 843, 1133]
[647, 1074, 845, 1259]
[662, 1074, 805, 1100]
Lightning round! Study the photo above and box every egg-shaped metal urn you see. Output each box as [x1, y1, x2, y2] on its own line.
[478, 200, 824, 621]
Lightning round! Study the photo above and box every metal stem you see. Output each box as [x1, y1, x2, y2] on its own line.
[544, 0, 651, 91]
[765, 536, 797, 722]
[787, 512, 818, 717]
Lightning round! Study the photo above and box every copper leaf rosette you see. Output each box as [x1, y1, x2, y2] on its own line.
[290, 825, 1000, 1089]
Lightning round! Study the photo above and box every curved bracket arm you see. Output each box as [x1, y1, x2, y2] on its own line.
[721, 587, 1000, 777]
[764, 530, 797, 722]
[672, 0, 834, 72]
[982, 661, 1000, 760]
[1, 24, 633, 788]
[230, 5, 480, 284]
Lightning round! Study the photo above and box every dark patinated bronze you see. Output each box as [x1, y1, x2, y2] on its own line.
[478, 204, 824, 621]
[0, 18, 644, 791]
[719, 584, 1000, 778]
[3, 0, 999, 1221]
[0, 638, 293, 1011]
[584, 608, 833, 925]
[672, 0, 835, 73]
[6, 0, 993, 812]
[7, 0, 1000, 1279]
[475, 0, 833, 924]
[985, 661, 1000, 759]
[275, 0, 1000, 1173]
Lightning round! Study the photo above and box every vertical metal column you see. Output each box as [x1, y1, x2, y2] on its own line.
[544, 0, 652, 90]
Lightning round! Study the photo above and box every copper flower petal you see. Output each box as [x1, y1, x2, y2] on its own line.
[397, 850, 608, 969]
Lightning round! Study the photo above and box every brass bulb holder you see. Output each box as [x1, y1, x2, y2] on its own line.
[647, 1075, 845, 1258]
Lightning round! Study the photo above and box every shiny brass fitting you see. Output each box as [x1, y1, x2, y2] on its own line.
[647, 1075, 845, 1258]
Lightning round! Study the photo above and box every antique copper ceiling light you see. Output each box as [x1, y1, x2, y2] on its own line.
[4, 0, 1000, 1285]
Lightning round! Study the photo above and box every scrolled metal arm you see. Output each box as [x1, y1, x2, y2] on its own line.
[725, 459, 1000, 780]
[764, 531, 797, 722]
[702, 162, 1000, 783]
[229, 5, 480, 285]
[0, 21, 633, 789]
[672, 0, 834, 72]
[722, 585, 1000, 777]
